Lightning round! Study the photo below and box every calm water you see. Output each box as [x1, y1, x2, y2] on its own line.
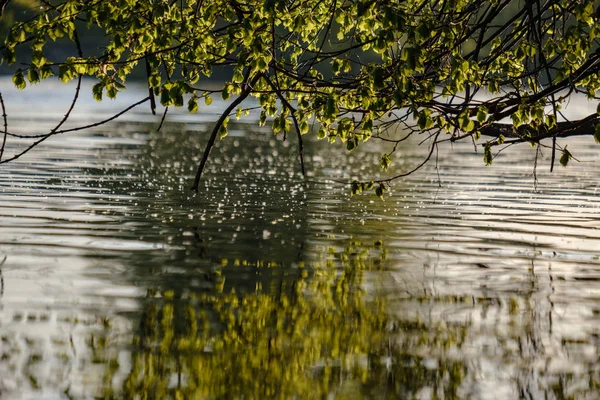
[2, 80, 600, 399]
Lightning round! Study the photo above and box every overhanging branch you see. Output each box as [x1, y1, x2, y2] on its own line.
[478, 115, 599, 144]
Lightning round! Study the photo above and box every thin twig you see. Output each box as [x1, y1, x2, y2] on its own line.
[0, 97, 150, 164]
[262, 74, 306, 176]
[191, 73, 258, 192]
[157, 106, 168, 131]
[380, 132, 441, 183]
[145, 55, 157, 115]
[0, 92, 7, 162]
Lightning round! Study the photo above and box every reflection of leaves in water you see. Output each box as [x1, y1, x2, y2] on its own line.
[103, 240, 466, 399]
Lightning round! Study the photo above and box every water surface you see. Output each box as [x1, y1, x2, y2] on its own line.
[1, 80, 600, 399]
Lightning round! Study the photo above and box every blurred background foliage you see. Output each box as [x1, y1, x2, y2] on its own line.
[0, 0, 38, 34]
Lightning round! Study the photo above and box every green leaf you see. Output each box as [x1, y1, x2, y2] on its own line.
[12, 70, 26, 90]
[106, 85, 118, 99]
[299, 120, 309, 135]
[510, 113, 521, 127]
[346, 137, 358, 151]
[477, 107, 487, 123]
[188, 97, 199, 113]
[256, 58, 268, 72]
[2, 47, 16, 65]
[259, 111, 267, 126]
[273, 115, 282, 134]
[160, 88, 170, 106]
[380, 154, 391, 170]
[205, 95, 213, 106]
[484, 145, 493, 165]
[12, 29, 26, 44]
[559, 147, 572, 167]
[232, 69, 244, 83]
[594, 123, 600, 144]
[325, 96, 337, 121]
[317, 127, 327, 139]
[60, 65, 78, 83]
[459, 114, 475, 132]
[375, 183, 386, 199]
[219, 124, 228, 139]
[417, 111, 433, 130]
[31, 52, 46, 68]
[332, 59, 341, 75]
[27, 69, 40, 84]
[172, 93, 184, 107]
[222, 85, 230, 100]
[92, 82, 103, 102]
[40, 66, 54, 79]
[149, 74, 161, 87]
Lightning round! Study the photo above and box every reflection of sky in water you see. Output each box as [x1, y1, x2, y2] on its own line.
[1, 77, 236, 127]
[1, 78, 600, 398]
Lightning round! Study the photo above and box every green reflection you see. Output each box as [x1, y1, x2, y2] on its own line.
[102, 240, 466, 399]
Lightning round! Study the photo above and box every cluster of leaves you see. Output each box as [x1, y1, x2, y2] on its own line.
[2, 0, 600, 191]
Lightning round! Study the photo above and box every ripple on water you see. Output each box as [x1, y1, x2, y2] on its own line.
[1, 98, 600, 397]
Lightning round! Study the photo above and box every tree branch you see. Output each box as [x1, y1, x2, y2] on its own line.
[191, 73, 258, 192]
[0, 96, 150, 164]
[262, 74, 306, 176]
[0, 92, 7, 162]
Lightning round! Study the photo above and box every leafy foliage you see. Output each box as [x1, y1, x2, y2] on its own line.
[2, 0, 600, 192]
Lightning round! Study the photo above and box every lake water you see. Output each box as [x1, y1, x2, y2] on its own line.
[2, 80, 600, 399]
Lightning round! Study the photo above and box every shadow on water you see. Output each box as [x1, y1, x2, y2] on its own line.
[2, 115, 600, 398]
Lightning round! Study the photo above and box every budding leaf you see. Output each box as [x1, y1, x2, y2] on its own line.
[92, 82, 103, 102]
[27, 69, 40, 84]
[299, 120, 309, 135]
[106, 85, 117, 99]
[375, 183, 387, 199]
[317, 127, 327, 139]
[559, 147, 572, 167]
[484, 145, 493, 165]
[222, 85, 230, 100]
[477, 107, 487, 123]
[259, 111, 267, 126]
[459, 114, 475, 132]
[12, 70, 26, 90]
[380, 154, 391, 170]
[346, 137, 358, 151]
[218, 124, 228, 139]
[188, 97, 199, 113]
